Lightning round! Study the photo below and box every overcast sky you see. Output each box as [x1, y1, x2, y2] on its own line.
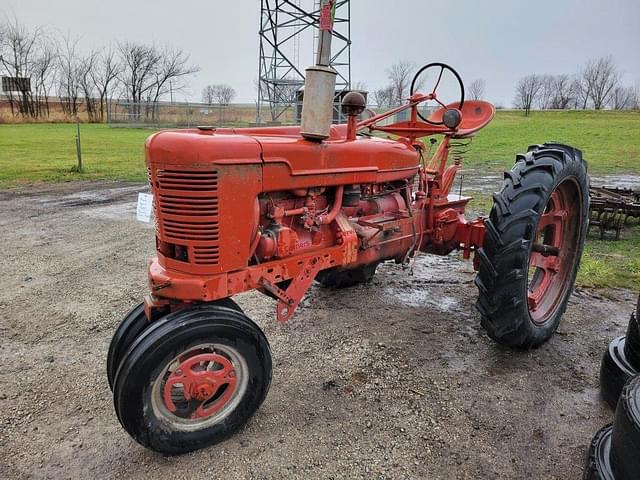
[3, 0, 639, 106]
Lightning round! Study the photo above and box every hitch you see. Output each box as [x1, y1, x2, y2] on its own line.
[260, 256, 323, 322]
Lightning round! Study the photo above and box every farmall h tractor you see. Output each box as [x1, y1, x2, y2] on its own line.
[107, 4, 589, 454]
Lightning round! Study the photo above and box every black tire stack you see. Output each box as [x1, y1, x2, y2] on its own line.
[584, 295, 640, 479]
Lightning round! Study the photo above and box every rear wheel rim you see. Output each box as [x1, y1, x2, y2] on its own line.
[527, 178, 582, 325]
[150, 343, 248, 431]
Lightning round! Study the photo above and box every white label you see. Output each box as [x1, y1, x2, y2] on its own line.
[136, 192, 153, 223]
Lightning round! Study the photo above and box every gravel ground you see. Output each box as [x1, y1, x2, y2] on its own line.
[0, 181, 637, 480]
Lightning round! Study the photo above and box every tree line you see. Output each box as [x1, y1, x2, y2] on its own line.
[0, 18, 199, 121]
[514, 56, 639, 115]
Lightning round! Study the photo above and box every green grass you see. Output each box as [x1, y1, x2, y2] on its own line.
[463, 110, 640, 174]
[578, 225, 640, 291]
[0, 123, 152, 188]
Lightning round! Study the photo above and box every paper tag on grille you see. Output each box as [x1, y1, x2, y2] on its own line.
[136, 193, 153, 223]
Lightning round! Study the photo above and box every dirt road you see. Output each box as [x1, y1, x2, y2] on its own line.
[0, 181, 636, 479]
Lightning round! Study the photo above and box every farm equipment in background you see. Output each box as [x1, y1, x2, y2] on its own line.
[589, 186, 640, 240]
[107, 0, 590, 454]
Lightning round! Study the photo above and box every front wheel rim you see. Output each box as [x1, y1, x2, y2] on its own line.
[150, 343, 249, 431]
[527, 178, 582, 325]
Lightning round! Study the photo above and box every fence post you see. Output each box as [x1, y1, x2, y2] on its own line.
[75, 117, 83, 172]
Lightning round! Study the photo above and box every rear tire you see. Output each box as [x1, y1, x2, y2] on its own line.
[475, 143, 589, 348]
[112, 303, 271, 454]
[316, 263, 379, 288]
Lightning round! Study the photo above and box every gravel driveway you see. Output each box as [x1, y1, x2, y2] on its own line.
[0, 181, 636, 479]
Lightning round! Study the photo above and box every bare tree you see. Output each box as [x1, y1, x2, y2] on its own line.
[78, 51, 99, 121]
[568, 76, 585, 109]
[56, 33, 82, 117]
[582, 56, 620, 110]
[204, 83, 236, 124]
[91, 47, 121, 122]
[147, 46, 199, 118]
[467, 79, 486, 100]
[202, 85, 215, 105]
[609, 85, 634, 110]
[548, 74, 574, 110]
[386, 60, 414, 106]
[31, 35, 57, 117]
[514, 74, 543, 116]
[631, 82, 640, 110]
[0, 18, 41, 116]
[536, 74, 555, 109]
[373, 86, 394, 109]
[118, 41, 160, 118]
[118, 42, 198, 120]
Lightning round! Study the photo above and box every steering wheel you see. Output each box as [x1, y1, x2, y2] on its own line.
[410, 62, 465, 124]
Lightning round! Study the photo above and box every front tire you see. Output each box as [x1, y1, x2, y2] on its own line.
[107, 303, 148, 391]
[112, 304, 271, 454]
[107, 298, 242, 391]
[475, 143, 589, 348]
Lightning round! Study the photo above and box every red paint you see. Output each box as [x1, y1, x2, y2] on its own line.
[162, 352, 237, 419]
[527, 180, 582, 324]
[319, 0, 335, 31]
[144, 100, 497, 322]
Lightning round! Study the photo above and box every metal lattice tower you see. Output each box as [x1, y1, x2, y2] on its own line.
[256, 0, 351, 123]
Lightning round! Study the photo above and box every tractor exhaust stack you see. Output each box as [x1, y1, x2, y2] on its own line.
[300, 0, 337, 141]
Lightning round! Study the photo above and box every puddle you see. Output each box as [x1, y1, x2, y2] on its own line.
[384, 287, 460, 311]
[380, 254, 470, 311]
[458, 171, 502, 195]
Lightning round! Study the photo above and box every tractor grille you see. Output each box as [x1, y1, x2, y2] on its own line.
[154, 169, 220, 265]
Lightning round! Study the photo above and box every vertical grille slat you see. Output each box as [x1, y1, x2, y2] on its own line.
[154, 168, 220, 266]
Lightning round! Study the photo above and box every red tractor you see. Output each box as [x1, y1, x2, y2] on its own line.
[107, 8, 589, 454]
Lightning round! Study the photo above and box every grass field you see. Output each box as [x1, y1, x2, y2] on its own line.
[0, 123, 150, 188]
[0, 110, 638, 290]
[466, 110, 640, 173]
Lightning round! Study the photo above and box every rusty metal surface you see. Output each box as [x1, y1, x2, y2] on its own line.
[143, 98, 498, 321]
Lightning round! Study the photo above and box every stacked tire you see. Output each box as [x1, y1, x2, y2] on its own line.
[600, 296, 640, 409]
[585, 377, 640, 479]
[585, 295, 640, 479]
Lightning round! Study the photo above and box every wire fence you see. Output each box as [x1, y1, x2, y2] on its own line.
[105, 100, 440, 129]
[107, 101, 296, 128]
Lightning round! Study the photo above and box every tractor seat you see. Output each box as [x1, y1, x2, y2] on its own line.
[428, 100, 496, 138]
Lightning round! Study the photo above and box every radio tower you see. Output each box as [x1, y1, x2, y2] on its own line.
[256, 0, 351, 124]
